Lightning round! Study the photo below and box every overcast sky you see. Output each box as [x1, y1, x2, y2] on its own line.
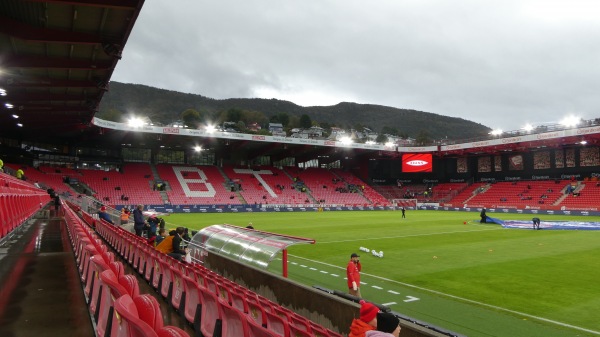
[112, 0, 600, 131]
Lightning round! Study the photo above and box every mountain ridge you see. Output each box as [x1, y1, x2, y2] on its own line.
[98, 81, 491, 140]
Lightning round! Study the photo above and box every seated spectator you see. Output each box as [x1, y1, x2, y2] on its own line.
[98, 206, 114, 225]
[366, 312, 401, 337]
[16, 167, 25, 180]
[155, 228, 168, 246]
[348, 300, 378, 337]
[156, 230, 177, 254]
[168, 227, 188, 261]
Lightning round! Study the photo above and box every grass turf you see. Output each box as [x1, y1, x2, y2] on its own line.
[163, 210, 600, 337]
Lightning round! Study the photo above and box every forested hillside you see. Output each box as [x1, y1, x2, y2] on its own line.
[98, 81, 491, 140]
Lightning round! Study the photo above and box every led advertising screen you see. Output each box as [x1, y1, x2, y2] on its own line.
[402, 153, 433, 172]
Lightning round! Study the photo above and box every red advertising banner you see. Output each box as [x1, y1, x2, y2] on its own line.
[402, 153, 433, 172]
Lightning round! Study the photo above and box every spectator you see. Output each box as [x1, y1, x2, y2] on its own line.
[155, 228, 168, 246]
[98, 206, 114, 225]
[0, 158, 3, 172]
[147, 215, 160, 239]
[365, 312, 401, 337]
[156, 229, 176, 254]
[168, 227, 188, 261]
[133, 204, 146, 236]
[348, 300, 378, 337]
[120, 208, 130, 226]
[53, 194, 60, 213]
[16, 167, 25, 180]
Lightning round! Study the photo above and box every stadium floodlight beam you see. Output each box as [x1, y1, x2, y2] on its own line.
[194, 146, 202, 152]
[385, 141, 395, 148]
[5, 103, 13, 109]
[12, 114, 18, 119]
[522, 123, 533, 132]
[489, 129, 503, 136]
[205, 125, 216, 133]
[560, 115, 580, 127]
[339, 136, 353, 145]
[581, 140, 588, 145]
[127, 117, 145, 128]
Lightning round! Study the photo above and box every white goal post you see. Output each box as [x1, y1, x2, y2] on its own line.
[391, 199, 418, 209]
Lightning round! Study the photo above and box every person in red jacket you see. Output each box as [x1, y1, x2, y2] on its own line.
[347, 252, 362, 297]
[348, 300, 378, 337]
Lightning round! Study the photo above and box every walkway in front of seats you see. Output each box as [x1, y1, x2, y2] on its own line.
[0, 207, 195, 337]
[0, 208, 95, 337]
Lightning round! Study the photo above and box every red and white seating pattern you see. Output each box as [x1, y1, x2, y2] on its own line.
[156, 164, 237, 205]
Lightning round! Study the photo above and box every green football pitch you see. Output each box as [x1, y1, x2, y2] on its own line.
[164, 210, 600, 337]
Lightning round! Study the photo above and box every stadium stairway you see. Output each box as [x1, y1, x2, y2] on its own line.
[0, 206, 95, 337]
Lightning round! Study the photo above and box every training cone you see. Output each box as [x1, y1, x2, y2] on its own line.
[463, 221, 467, 225]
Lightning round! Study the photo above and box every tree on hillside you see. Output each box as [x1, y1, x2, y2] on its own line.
[300, 114, 312, 129]
[376, 134, 389, 144]
[227, 108, 243, 123]
[103, 108, 123, 122]
[415, 130, 431, 145]
[181, 109, 202, 129]
[271, 112, 290, 127]
[381, 126, 400, 136]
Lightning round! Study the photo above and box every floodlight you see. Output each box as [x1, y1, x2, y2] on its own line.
[581, 140, 588, 145]
[522, 124, 533, 132]
[339, 136, 353, 145]
[0, 88, 6, 96]
[5, 103, 13, 109]
[489, 129, 503, 136]
[206, 125, 216, 133]
[560, 115, 580, 127]
[127, 117, 145, 128]
[385, 141, 395, 147]
[16, 123, 23, 127]
[365, 140, 375, 145]
[12, 114, 18, 119]
[194, 146, 202, 152]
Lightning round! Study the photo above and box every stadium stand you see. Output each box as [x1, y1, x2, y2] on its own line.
[222, 165, 306, 205]
[332, 169, 389, 206]
[79, 163, 163, 206]
[461, 180, 565, 208]
[286, 167, 371, 206]
[156, 164, 237, 205]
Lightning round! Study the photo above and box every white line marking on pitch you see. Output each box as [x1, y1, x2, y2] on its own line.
[320, 270, 328, 274]
[388, 290, 400, 295]
[330, 274, 339, 277]
[309, 267, 317, 271]
[318, 228, 501, 244]
[382, 302, 397, 306]
[291, 262, 297, 265]
[404, 296, 419, 303]
[299, 265, 306, 268]
[288, 254, 600, 336]
[372, 286, 383, 290]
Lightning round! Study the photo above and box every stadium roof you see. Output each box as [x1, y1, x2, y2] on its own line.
[0, 0, 145, 141]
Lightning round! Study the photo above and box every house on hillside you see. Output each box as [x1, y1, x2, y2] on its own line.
[268, 123, 285, 136]
[247, 122, 262, 132]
